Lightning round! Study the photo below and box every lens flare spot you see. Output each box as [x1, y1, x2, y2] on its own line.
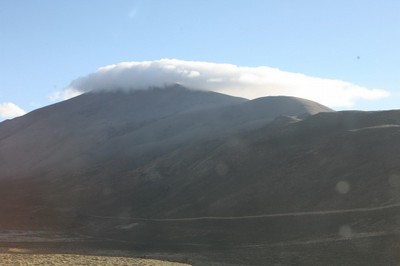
[215, 163, 229, 176]
[336, 181, 350, 194]
[339, 225, 353, 238]
[389, 174, 400, 187]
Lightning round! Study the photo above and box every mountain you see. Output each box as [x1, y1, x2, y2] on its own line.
[3, 86, 400, 265]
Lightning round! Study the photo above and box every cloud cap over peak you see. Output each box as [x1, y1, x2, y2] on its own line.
[63, 59, 389, 107]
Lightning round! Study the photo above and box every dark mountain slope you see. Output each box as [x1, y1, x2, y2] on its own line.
[70, 110, 400, 219]
[0, 87, 332, 223]
[0, 87, 331, 180]
[0, 86, 246, 178]
[69, 110, 400, 266]
[10, 88, 400, 265]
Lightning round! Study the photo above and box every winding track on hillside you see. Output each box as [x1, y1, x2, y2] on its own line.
[84, 201, 400, 222]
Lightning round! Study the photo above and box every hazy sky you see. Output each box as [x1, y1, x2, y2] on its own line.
[1, 1, 399, 119]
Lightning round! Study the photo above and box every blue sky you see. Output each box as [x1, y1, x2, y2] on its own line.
[1, 0, 399, 119]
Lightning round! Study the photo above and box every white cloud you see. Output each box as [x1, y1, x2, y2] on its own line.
[0, 102, 26, 119]
[48, 89, 82, 102]
[62, 59, 389, 107]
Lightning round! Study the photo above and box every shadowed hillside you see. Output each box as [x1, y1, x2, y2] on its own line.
[6, 87, 400, 265]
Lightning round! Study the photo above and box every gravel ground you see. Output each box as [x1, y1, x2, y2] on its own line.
[0, 252, 191, 266]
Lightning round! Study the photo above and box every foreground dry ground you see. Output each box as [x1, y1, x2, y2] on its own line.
[0, 252, 191, 266]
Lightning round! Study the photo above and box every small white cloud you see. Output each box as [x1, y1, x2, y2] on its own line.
[62, 59, 390, 108]
[48, 88, 83, 102]
[0, 102, 26, 119]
